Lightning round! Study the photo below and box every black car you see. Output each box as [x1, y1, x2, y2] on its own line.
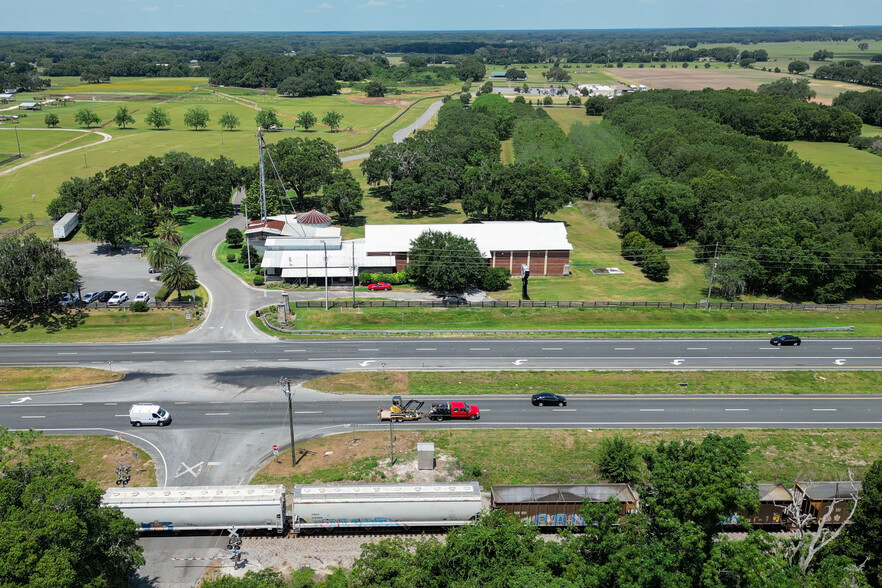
[442, 295, 468, 306]
[94, 291, 117, 303]
[770, 334, 802, 346]
[531, 393, 567, 407]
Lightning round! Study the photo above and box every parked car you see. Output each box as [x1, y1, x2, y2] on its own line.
[107, 291, 128, 306]
[770, 334, 801, 347]
[442, 295, 468, 306]
[81, 291, 99, 304]
[94, 291, 116, 303]
[134, 292, 150, 303]
[59, 293, 79, 306]
[368, 282, 392, 291]
[531, 393, 567, 407]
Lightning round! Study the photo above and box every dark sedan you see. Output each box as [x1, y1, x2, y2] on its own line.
[531, 393, 567, 407]
[770, 334, 802, 346]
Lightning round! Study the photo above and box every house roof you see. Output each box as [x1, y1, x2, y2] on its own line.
[263, 239, 395, 276]
[245, 214, 340, 239]
[364, 221, 573, 257]
[297, 209, 332, 226]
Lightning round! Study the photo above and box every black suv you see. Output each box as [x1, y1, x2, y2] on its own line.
[94, 291, 117, 303]
[531, 393, 567, 407]
[442, 295, 468, 306]
[770, 334, 801, 346]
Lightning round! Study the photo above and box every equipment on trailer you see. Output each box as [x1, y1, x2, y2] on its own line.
[378, 395, 425, 422]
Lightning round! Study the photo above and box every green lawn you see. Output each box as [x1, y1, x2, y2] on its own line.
[307, 370, 882, 396]
[786, 141, 882, 191]
[0, 366, 123, 391]
[0, 127, 102, 156]
[0, 309, 195, 343]
[49, 76, 205, 95]
[216, 241, 264, 284]
[262, 305, 877, 336]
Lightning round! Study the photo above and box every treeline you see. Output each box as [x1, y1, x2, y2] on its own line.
[833, 89, 882, 125]
[0, 61, 49, 92]
[573, 94, 882, 302]
[207, 54, 373, 93]
[611, 88, 862, 142]
[814, 61, 882, 88]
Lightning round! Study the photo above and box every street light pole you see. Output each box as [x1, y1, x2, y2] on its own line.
[280, 377, 296, 467]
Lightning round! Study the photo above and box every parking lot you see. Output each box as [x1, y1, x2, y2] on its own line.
[59, 243, 161, 305]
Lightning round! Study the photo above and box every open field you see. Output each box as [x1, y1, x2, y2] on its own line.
[543, 109, 600, 129]
[251, 429, 882, 487]
[29, 436, 156, 488]
[485, 64, 622, 87]
[48, 76, 205, 95]
[0, 127, 102, 156]
[266, 305, 878, 336]
[671, 41, 882, 66]
[0, 308, 195, 343]
[306, 370, 882, 396]
[0, 366, 122, 392]
[786, 141, 882, 191]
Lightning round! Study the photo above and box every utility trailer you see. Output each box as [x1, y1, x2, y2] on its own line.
[378, 395, 425, 422]
[52, 212, 78, 240]
[102, 485, 286, 533]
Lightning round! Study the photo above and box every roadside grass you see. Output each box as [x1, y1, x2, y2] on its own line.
[216, 241, 264, 284]
[173, 206, 228, 244]
[0, 309, 194, 342]
[251, 429, 882, 487]
[263, 305, 876, 335]
[0, 366, 122, 392]
[29, 435, 156, 488]
[306, 370, 882, 396]
[785, 141, 882, 191]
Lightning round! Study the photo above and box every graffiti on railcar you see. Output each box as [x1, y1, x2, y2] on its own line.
[527, 513, 586, 527]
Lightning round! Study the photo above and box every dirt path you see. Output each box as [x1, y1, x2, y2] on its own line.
[0, 127, 112, 177]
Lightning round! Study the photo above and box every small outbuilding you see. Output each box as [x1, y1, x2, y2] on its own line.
[18, 102, 41, 110]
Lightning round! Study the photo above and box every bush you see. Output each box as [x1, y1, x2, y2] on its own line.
[238, 244, 260, 265]
[642, 249, 670, 281]
[252, 274, 265, 286]
[225, 228, 244, 248]
[226, 253, 236, 262]
[155, 284, 170, 301]
[597, 434, 643, 484]
[129, 301, 149, 312]
[359, 271, 408, 286]
[542, 95, 554, 105]
[621, 231, 650, 261]
[482, 266, 511, 291]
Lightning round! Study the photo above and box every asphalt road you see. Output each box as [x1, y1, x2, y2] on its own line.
[2, 338, 880, 371]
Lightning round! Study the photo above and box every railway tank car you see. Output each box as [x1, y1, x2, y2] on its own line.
[102, 485, 286, 533]
[291, 482, 482, 531]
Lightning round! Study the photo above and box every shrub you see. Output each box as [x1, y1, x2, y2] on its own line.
[620, 231, 650, 261]
[542, 95, 554, 105]
[155, 284, 170, 301]
[238, 244, 260, 265]
[482, 267, 511, 291]
[225, 228, 244, 248]
[253, 274, 265, 286]
[129, 301, 149, 312]
[597, 434, 643, 484]
[642, 249, 670, 281]
[226, 253, 236, 263]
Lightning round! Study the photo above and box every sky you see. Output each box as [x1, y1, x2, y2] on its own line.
[3, 0, 882, 32]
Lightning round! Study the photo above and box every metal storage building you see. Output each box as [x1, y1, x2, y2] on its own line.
[491, 484, 639, 527]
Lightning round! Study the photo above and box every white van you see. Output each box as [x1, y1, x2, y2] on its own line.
[129, 404, 172, 427]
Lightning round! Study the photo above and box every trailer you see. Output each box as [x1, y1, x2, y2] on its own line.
[378, 395, 425, 422]
[491, 484, 639, 527]
[52, 212, 78, 239]
[291, 482, 482, 530]
[102, 485, 286, 532]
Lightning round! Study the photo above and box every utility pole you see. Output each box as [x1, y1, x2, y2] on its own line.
[13, 123, 21, 157]
[243, 202, 252, 272]
[351, 243, 356, 304]
[257, 127, 267, 222]
[323, 241, 329, 311]
[705, 242, 719, 311]
[280, 377, 296, 467]
[389, 418, 395, 465]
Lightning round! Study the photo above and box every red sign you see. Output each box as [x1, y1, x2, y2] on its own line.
[272, 444, 279, 452]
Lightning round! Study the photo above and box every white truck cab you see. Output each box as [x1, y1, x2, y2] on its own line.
[129, 404, 172, 427]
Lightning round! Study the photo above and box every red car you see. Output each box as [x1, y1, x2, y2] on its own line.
[368, 282, 392, 291]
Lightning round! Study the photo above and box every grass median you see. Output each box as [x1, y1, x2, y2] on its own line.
[0, 367, 122, 392]
[0, 308, 196, 343]
[306, 370, 882, 396]
[30, 436, 156, 488]
[251, 429, 882, 487]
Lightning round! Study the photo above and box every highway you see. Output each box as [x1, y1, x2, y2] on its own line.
[1, 337, 881, 371]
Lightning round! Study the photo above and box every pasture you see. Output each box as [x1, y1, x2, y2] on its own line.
[785, 141, 882, 191]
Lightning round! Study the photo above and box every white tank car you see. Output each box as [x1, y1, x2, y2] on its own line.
[102, 485, 286, 532]
[292, 482, 482, 530]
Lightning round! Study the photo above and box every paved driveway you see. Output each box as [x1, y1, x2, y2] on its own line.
[59, 242, 159, 302]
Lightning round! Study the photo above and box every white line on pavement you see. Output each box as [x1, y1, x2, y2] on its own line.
[615, 347, 635, 350]
[131, 351, 155, 354]
[812, 408, 837, 412]
[21, 416, 45, 419]
[294, 411, 323, 414]
[552, 408, 577, 412]
[204, 412, 230, 416]
[209, 350, 231, 353]
[687, 348, 707, 350]
[470, 348, 490, 351]
[725, 408, 750, 412]
[639, 408, 664, 412]
[542, 348, 563, 351]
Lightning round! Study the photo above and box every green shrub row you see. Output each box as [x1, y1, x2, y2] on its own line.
[621, 231, 670, 282]
[358, 271, 408, 286]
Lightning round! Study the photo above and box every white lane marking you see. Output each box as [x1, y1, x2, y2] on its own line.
[285, 349, 306, 352]
[639, 408, 664, 412]
[175, 461, 205, 478]
[761, 347, 780, 350]
[834, 359, 847, 365]
[56, 352, 78, 355]
[542, 347, 563, 351]
[687, 347, 707, 350]
[7, 403, 82, 407]
[131, 351, 155, 354]
[614, 347, 635, 350]
[294, 411, 322, 414]
[243, 400, 259, 403]
[21, 415, 45, 419]
[205, 412, 230, 416]
[470, 348, 490, 351]
[513, 359, 528, 365]
[10, 397, 32, 404]
[209, 350, 231, 353]
[358, 348, 379, 351]
[832, 347, 853, 350]
[416, 348, 437, 351]
[207, 462, 221, 467]
[725, 408, 750, 412]
[670, 359, 685, 365]
[115, 414, 128, 417]
[359, 360, 376, 367]
[812, 408, 837, 412]
[552, 408, 577, 412]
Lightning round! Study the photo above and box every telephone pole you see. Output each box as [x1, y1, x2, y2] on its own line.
[280, 377, 296, 467]
[323, 241, 329, 311]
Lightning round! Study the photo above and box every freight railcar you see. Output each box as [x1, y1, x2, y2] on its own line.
[102, 485, 286, 532]
[491, 484, 639, 527]
[291, 482, 482, 531]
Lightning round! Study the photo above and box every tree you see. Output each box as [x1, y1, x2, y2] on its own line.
[757, 77, 817, 101]
[621, 175, 699, 247]
[365, 81, 386, 97]
[255, 108, 280, 130]
[455, 57, 486, 81]
[269, 137, 342, 206]
[0, 427, 144, 587]
[812, 49, 834, 61]
[788, 60, 810, 74]
[481, 266, 510, 291]
[145, 106, 171, 130]
[544, 65, 571, 82]
[859, 42, 870, 51]
[842, 460, 882, 584]
[225, 228, 244, 248]
[146, 240, 178, 271]
[471, 92, 515, 140]
[160, 256, 197, 299]
[276, 71, 340, 97]
[505, 67, 527, 80]
[296, 111, 317, 131]
[73, 108, 100, 128]
[407, 230, 487, 293]
[218, 111, 240, 131]
[238, 244, 260, 266]
[598, 434, 643, 484]
[183, 106, 210, 131]
[113, 105, 135, 129]
[0, 234, 79, 314]
[42, 112, 59, 128]
[584, 95, 608, 115]
[542, 95, 553, 105]
[321, 169, 363, 223]
[155, 219, 182, 246]
[82, 196, 142, 248]
[322, 110, 343, 132]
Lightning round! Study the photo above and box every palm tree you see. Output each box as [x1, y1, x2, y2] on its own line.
[161, 257, 197, 300]
[155, 219, 182, 246]
[146, 240, 178, 272]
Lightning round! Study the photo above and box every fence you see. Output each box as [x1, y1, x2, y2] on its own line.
[291, 300, 882, 311]
[0, 153, 22, 167]
[0, 221, 35, 238]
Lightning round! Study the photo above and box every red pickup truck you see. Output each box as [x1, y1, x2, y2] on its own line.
[427, 401, 480, 421]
